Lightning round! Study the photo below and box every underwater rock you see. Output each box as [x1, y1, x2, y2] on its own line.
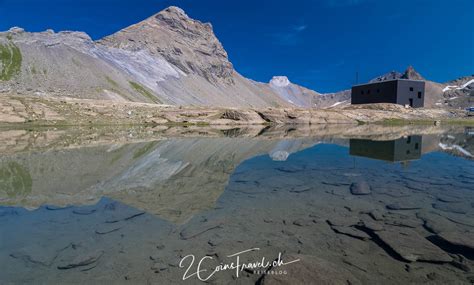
[330, 225, 371, 240]
[350, 182, 371, 195]
[95, 224, 122, 235]
[436, 232, 474, 251]
[46, 205, 72, 211]
[327, 216, 360, 227]
[373, 228, 452, 263]
[105, 211, 145, 223]
[386, 203, 421, 210]
[57, 250, 104, 270]
[73, 209, 96, 215]
[432, 203, 470, 215]
[292, 218, 315, 227]
[416, 212, 458, 234]
[289, 186, 311, 193]
[10, 244, 66, 267]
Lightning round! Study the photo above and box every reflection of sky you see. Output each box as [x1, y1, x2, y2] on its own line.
[1, 138, 473, 283]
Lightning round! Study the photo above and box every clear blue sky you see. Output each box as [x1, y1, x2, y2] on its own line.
[1, 0, 472, 92]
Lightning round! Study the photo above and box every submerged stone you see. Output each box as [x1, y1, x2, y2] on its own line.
[330, 225, 371, 240]
[57, 250, 104, 270]
[386, 203, 421, 211]
[350, 181, 371, 195]
[373, 227, 452, 263]
[436, 232, 474, 250]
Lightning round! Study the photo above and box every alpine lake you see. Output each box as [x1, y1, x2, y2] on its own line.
[0, 124, 473, 284]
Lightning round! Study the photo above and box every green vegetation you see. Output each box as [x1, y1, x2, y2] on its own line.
[380, 118, 474, 126]
[105, 76, 119, 87]
[0, 162, 32, 198]
[43, 68, 47, 75]
[31, 66, 37, 74]
[129, 81, 162, 104]
[133, 141, 158, 159]
[0, 42, 22, 81]
[6, 34, 13, 41]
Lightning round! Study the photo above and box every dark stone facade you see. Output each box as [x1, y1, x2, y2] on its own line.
[351, 79, 425, 108]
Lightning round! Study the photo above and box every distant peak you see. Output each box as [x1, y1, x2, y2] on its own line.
[270, 76, 291, 87]
[8, 26, 25, 33]
[370, 71, 402, 83]
[402, 65, 425, 81]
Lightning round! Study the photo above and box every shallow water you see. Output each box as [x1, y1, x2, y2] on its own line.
[0, 125, 473, 284]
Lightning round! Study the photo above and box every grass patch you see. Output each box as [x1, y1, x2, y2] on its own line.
[31, 66, 37, 74]
[0, 161, 32, 198]
[380, 118, 474, 126]
[129, 81, 162, 104]
[133, 141, 158, 159]
[105, 76, 119, 87]
[0, 41, 22, 81]
[163, 121, 210, 127]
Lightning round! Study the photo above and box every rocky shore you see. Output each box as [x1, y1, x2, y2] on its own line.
[0, 94, 471, 127]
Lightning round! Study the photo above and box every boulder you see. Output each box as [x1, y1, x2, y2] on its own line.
[350, 181, 371, 195]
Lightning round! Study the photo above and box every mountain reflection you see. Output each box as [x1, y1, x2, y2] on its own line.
[0, 125, 472, 224]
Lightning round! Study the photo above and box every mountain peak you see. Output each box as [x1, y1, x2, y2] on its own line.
[163, 6, 187, 16]
[152, 6, 192, 24]
[98, 6, 233, 84]
[401, 66, 425, 81]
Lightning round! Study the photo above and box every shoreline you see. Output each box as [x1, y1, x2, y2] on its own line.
[0, 94, 473, 127]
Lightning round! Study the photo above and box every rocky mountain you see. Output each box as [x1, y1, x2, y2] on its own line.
[0, 6, 471, 109]
[369, 71, 403, 83]
[0, 7, 312, 108]
[441, 75, 474, 108]
[401, 66, 425, 81]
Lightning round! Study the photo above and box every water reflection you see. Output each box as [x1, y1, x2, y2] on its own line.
[350, 136, 422, 162]
[0, 125, 473, 284]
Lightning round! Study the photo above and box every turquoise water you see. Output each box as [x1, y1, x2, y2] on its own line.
[0, 127, 473, 284]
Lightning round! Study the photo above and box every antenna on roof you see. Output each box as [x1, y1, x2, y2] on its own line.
[355, 71, 359, 85]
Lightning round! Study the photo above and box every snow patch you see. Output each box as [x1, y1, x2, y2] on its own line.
[270, 76, 291, 88]
[443, 79, 474, 92]
[329, 100, 348, 107]
[438, 143, 473, 157]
